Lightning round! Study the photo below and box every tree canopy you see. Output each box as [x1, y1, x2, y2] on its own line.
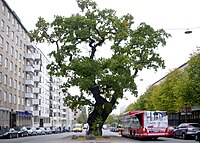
[29, 0, 170, 135]
[125, 48, 200, 113]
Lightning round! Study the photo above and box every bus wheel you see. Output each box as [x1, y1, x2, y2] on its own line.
[130, 131, 133, 139]
[153, 137, 158, 140]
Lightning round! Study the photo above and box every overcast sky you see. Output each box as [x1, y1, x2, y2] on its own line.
[5, 0, 200, 114]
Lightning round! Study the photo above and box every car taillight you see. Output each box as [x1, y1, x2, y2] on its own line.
[143, 128, 147, 132]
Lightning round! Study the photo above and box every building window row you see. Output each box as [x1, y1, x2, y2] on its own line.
[0, 89, 24, 105]
[1, 4, 26, 39]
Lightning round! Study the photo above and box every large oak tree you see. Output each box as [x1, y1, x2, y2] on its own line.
[29, 0, 170, 135]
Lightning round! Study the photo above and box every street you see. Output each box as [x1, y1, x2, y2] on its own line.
[0, 129, 198, 143]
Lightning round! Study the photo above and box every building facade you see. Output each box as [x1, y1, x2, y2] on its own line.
[0, 0, 33, 129]
[0, 0, 73, 130]
[49, 76, 73, 128]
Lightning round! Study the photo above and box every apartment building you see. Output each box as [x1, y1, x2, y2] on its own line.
[49, 76, 73, 128]
[0, 0, 33, 128]
[0, 0, 73, 129]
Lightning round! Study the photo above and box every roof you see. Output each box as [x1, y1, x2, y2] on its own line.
[122, 110, 145, 116]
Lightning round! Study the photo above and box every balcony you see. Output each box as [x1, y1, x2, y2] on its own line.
[26, 53, 35, 61]
[25, 92, 34, 98]
[34, 65, 41, 71]
[34, 53, 41, 60]
[33, 76, 41, 83]
[25, 106, 33, 112]
[25, 79, 34, 86]
[62, 111, 67, 115]
[33, 87, 41, 94]
[33, 111, 39, 116]
[26, 66, 34, 73]
[53, 109, 58, 113]
[33, 99, 40, 105]
[26, 41, 36, 49]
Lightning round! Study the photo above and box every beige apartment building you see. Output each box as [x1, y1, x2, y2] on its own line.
[0, 0, 34, 129]
[0, 0, 74, 130]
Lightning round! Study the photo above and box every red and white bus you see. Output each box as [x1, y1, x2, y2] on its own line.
[120, 110, 169, 140]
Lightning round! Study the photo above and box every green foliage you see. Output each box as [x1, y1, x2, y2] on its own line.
[126, 48, 200, 113]
[105, 114, 119, 124]
[29, 0, 170, 130]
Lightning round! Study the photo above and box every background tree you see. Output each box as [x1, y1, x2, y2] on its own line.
[29, 0, 170, 135]
[186, 49, 200, 104]
[105, 114, 119, 125]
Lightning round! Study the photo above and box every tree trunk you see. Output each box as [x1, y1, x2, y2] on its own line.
[87, 85, 114, 136]
[87, 104, 111, 136]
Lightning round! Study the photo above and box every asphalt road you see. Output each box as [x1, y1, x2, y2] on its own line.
[0, 129, 198, 143]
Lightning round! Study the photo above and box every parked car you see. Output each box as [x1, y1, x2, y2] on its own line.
[15, 126, 28, 137]
[173, 123, 200, 139]
[44, 127, 52, 134]
[26, 127, 37, 136]
[166, 126, 176, 137]
[72, 124, 83, 132]
[50, 126, 59, 134]
[0, 128, 18, 139]
[38, 127, 46, 135]
[195, 130, 200, 142]
[36, 127, 42, 135]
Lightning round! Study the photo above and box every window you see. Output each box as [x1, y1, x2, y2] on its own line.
[14, 80, 17, 89]
[14, 95, 16, 104]
[0, 20, 4, 30]
[9, 77, 12, 86]
[19, 54, 22, 62]
[4, 75, 7, 85]
[20, 40, 22, 48]
[6, 26, 10, 36]
[18, 82, 20, 91]
[0, 35, 3, 47]
[5, 42, 9, 52]
[12, 17, 15, 26]
[22, 84, 24, 92]
[18, 68, 21, 76]
[14, 65, 17, 74]
[15, 50, 18, 59]
[18, 97, 20, 105]
[2, 4, 5, 14]
[15, 36, 19, 45]
[9, 93, 12, 103]
[9, 61, 12, 71]
[7, 11, 10, 20]
[4, 91, 7, 102]
[0, 72, 2, 83]
[0, 90, 2, 101]
[11, 46, 14, 56]
[16, 22, 19, 31]
[0, 54, 2, 64]
[11, 31, 14, 40]
[4, 58, 8, 68]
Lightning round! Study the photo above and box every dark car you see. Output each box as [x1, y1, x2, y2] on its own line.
[0, 128, 18, 139]
[14, 126, 28, 137]
[195, 130, 200, 142]
[50, 126, 59, 134]
[173, 123, 200, 139]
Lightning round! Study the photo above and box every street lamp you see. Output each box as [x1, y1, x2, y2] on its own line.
[185, 29, 192, 34]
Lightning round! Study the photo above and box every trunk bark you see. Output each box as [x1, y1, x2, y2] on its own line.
[87, 85, 115, 136]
